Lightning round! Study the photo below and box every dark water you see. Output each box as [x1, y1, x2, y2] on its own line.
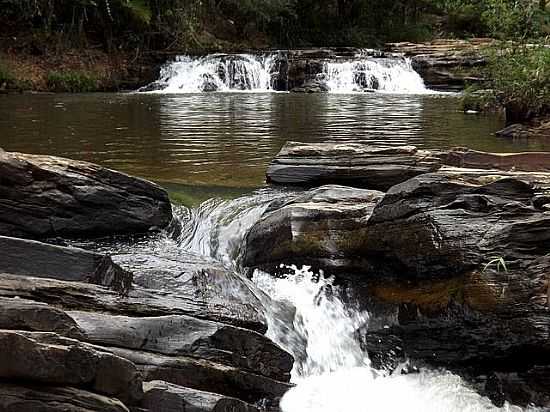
[1, 92, 547, 194]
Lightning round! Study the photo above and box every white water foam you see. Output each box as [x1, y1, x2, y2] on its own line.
[146, 54, 276, 93]
[253, 265, 536, 412]
[323, 57, 427, 94]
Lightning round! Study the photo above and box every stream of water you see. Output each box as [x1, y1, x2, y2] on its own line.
[1, 52, 547, 410]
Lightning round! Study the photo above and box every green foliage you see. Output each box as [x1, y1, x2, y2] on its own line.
[483, 256, 508, 273]
[487, 43, 550, 120]
[46, 70, 98, 92]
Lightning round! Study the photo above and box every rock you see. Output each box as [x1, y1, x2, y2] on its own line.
[0, 330, 143, 404]
[0, 297, 83, 338]
[0, 383, 130, 412]
[385, 39, 490, 91]
[0, 273, 266, 333]
[68, 311, 293, 381]
[0, 236, 132, 293]
[362, 170, 550, 277]
[266, 142, 442, 190]
[141, 380, 260, 412]
[290, 79, 329, 93]
[495, 123, 531, 138]
[106, 346, 292, 404]
[0, 150, 173, 238]
[243, 185, 384, 277]
[445, 147, 550, 172]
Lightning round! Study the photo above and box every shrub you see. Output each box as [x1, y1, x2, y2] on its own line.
[46, 70, 98, 93]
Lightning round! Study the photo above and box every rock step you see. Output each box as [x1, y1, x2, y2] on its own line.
[0, 235, 132, 293]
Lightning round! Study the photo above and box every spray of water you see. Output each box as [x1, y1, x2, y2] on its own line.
[323, 58, 427, 93]
[252, 265, 535, 412]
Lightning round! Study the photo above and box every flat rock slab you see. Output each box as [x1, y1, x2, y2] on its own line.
[142, 380, 260, 412]
[445, 147, 550, 172]
[266, 142, 441, 190]
[0, 236, 132, 293]
[0, 273, 266, 333]
[69, 311, 292, 381]
[106, 346, 293, 404]
[0, 150, 173, 238]
[243, 185, 384, 276]
[0, 383, 130, 412]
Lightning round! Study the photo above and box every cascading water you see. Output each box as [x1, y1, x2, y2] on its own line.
[322, 57, 427, 93]
[82, 189, 540, 411]
[140, 52, 429, 94]
[143, 54, 277, 93]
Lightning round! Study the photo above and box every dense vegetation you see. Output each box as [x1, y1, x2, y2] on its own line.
[1, 0, 549, 52]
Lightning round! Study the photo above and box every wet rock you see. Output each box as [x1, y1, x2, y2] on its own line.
[495, 123, 531, 139]
[0, 383, 130, 412]
[445, 147, 550, 172]
[141, 380, 260, 412]
[0, 297, 83, 338]
[266, 142, 442, 190]
[362, 170, 550, 277]
[243, 185, 384, 276]
[106, 346, 292, 404]
[68, 311, 293, 381]
[0, 236, 132, 293]
[0, 273, 266, 333]
[0, 330, 143, 404]
[0, 150, 173, 239]
[290, 79, 329, 93]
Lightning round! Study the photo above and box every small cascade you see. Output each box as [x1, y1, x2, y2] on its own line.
[142, 54, 277, 93]
[322, 57, 427, 93]
[139, 51, 429, 94]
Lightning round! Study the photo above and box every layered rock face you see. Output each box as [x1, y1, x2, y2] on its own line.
[247, 141, 550, 408]
[0, 150, 293, 412]
[0, 149, 173, 238]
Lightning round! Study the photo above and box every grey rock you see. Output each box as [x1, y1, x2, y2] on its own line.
[266, 142, 441, 190]
[0, 330, 143, 404]
[0, 150, 173, 238]
[141, 380, 260, 412]
[0, 297, 83, 338]
[0, 273, 266, 333]
[106, 346, 293, 404]
[68, 311, 293, 381]
[243, 185, 384, 277]
[0, 383, 129, 412]
[0, 235, 132, 293]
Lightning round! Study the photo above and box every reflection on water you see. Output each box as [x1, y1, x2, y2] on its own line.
[0, 92, 543, 189]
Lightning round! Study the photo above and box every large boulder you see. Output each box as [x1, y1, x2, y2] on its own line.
[0, 149, 173, 238]
[243, 185, 384, 276]
[266, 142, 441, 190]
[0, 236, 132, 293]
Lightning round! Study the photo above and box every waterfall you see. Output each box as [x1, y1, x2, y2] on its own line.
[140, 52, 429, 94]
[143, 54, 277, 93]
[322, 57, 427, 93]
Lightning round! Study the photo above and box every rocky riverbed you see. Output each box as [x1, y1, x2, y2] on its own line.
[2, 141, 550, 410]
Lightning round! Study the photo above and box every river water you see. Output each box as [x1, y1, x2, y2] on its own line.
[0, 87, 545, 411]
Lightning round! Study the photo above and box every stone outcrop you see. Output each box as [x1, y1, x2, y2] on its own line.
[266, 142, 442, 190]
[255, 141, 550, 407]
[385, 39, 491, 91]
[0, 235, 132, 293]
[0, 149, 173, 239]
[243, 185, 384, 277]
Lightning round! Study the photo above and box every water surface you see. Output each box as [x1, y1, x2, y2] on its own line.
[1, 92, 538, 192]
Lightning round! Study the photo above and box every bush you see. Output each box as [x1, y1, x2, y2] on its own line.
[46, 70, 98, 93]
